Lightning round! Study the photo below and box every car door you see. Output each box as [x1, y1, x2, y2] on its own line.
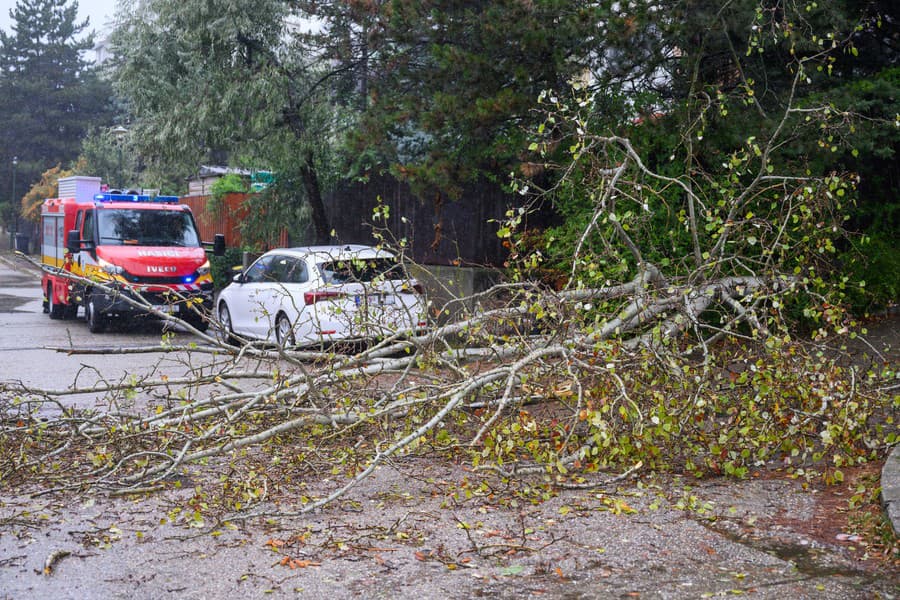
[249, 255, 306, 341]
[228, 254, 274, 339]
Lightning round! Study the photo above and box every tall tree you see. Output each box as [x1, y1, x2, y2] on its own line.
[110, 0, 347, 244]
[0, 0, 113, 217]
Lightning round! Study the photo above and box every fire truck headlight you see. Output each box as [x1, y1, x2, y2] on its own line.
[197, 260, 211, 276]
[98, 258, 124, 275]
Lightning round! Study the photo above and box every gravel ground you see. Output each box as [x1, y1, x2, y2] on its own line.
[2, 458, 897, 600]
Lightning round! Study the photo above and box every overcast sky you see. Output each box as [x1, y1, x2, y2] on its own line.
[1, 0, 119, 37]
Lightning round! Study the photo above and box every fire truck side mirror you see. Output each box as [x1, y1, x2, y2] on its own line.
[67, 229, 94, 253]
[66, 230, 81, 253]
[212, 233, 226, 257]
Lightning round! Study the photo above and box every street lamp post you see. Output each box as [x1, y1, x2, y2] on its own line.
[11, 156, 18, 248]
[111, 125, 128, 189]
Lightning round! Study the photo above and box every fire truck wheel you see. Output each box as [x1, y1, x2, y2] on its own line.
[85, 295, 107, 333]
[275, 313, 296, 348]
[63, 304, 78, 319]
[47, 284, 64, 320]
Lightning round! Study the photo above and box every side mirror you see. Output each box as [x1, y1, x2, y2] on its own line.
[212, 233, 226, 257]
[232, 272, 244, 284]
[66, 230, 81, 253]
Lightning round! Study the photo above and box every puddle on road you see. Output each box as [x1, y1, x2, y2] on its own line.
[758, 538, 870, 578]
[0, 269, 37, 287]
[703, 520, 876, 580]
[0, 293, 32, 313]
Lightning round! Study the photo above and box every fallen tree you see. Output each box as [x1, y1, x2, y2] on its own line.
[1, 242, 894, 522]
[1, 30, 896, 525]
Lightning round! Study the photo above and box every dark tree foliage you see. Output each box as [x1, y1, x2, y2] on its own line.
[0, 0, 113, 213]
[291, 0, 381, 112]
[83, 0, 898, 303]
[684, 1, 898, 307]
[332, 0, 611, 199]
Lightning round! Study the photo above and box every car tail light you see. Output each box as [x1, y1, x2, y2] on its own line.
[304, 290, 344, 305]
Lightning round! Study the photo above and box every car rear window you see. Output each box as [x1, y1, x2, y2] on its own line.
[319, 258, 404, 284]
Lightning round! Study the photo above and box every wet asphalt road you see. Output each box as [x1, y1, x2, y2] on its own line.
[0, 252, 214, 406]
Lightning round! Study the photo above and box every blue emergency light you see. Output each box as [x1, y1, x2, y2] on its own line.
[94, 193, 180, 203]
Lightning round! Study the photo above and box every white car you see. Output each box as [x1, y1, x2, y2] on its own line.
[216, 245, 427, 347]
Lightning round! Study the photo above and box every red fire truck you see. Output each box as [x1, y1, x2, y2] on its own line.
[40, 176, 224, 333]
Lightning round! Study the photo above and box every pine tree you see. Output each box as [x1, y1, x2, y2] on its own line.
[0, 0, 113, 211]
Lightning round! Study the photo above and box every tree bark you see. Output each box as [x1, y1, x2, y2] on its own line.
[300, 149, 331, 244]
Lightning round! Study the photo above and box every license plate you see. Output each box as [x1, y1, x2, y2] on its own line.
[152, 304, 175, 314]
[355, 294, 385, 307]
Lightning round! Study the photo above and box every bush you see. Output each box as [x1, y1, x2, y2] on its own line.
[839, 232, 900, 314]
[208, 174, 248, 216]
[210, 247, 244, 291]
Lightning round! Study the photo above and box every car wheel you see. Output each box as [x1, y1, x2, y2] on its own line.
[218, 302, 239, 346]
[85, 294, 106, 333]
[48, 284, 64, 320]
[275, 313, 296, 348]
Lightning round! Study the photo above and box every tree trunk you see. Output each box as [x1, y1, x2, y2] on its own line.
[300, 149, 331, 244]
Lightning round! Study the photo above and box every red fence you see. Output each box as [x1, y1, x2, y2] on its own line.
[180, 193, 288, 249]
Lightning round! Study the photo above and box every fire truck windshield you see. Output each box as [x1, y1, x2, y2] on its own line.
[97, 209, 201, 247]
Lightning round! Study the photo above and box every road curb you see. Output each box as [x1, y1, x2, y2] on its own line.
[882, 444, 900, 536]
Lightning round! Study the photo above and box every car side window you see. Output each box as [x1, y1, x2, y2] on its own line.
[288, 259, 309, 283]
[244, 255, 273, 283]
[320, 261, 352, 284]
[267, 256, 293, 283]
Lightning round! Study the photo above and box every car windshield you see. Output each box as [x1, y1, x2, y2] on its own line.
[319, 257, 404, 284]
[97, 209, 201, 247]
